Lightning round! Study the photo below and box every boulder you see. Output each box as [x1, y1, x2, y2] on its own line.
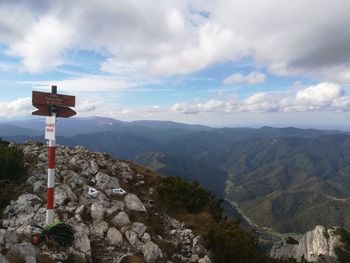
[3, 194, 42, 228]
[142, 233, 152, 243]
[198, 256, 212, 263]
[106, 201, 125, 216]
[63, 171, 86, 189]
[0, 254, 9, 263]
[91, 202, 106, 222]
[132, 222, 147, 238]
[125, 230, 140, 246]
[95, 171, 119, 191]
[124, 193, 146, 212]
[8, 242, 36, 263]
[89, 160, 99, 175]
[111, 211, 131, 228]
[74, 229, 91, 257]
[90, 221, 108, 238]
[0, 229, 19, 249]
[107, 228, 123, 246]
[142, 241, 163, 263]
[55, 184, 76, 206]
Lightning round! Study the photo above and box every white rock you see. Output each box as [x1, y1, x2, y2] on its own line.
[198, 255, 212, 263]
[0, 229, 19, 249]
[95, 171, 120, 191]
[132, 222, 147, 238]
[124, 193, 147, 212]
[125, 230, 139, 246]
[89, 160, 99, 175]
[106, 201, 125, 216]
[142, 241, 163, 263]
[64, 171, 86, 189]
[91, 202, 106, 222]
[111, 211, 131, 228]
[0, 253, 9, 263]
[55, 184, 76, 205]
[90, 221, 108, 238]
[33, 180, 45, 194]
[142, 233, 152, 243]
[9, 242, 36, 263]
[74, 229, 91, 256]
[107, 228, 123, 246]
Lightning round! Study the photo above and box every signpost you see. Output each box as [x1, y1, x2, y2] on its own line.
[32, 86, 76, 225]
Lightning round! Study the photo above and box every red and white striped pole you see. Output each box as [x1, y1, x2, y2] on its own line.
[46, 113, 56, 225]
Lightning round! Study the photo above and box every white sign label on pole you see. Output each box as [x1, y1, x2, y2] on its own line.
[45, 116, 56, 140]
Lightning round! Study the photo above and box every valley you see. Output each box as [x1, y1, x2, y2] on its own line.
[2, 117, 350, 235]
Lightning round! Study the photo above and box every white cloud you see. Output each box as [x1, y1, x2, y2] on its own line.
[7, 16, 72, 73]
[26, 75, 131, 93]
[1, 0, 350, 81]
[0, 97, 33, 118]
[296, 82, 344, 106]
[223, 71, 266, 85]
[170, 82, 350, 114]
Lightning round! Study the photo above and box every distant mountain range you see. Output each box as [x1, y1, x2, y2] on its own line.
[2, 117, 350, 233]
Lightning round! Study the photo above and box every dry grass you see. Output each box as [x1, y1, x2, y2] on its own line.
[176, 212, 214, 234]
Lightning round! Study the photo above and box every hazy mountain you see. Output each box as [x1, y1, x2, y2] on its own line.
[2, 117, 350, 233]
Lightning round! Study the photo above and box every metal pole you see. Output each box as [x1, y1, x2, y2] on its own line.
[46, 113, 56, 225]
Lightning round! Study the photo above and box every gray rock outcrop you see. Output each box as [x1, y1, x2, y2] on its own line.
[271, 225, 348, 262]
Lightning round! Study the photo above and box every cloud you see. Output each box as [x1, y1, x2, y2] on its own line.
[1, 0, 350, 81]
[26, 75, 131, 93]
[170, 82, 350, 114]
[0, 97, 33, 118]
[223, 71, 266, 85]
[296, 82, 344, 105]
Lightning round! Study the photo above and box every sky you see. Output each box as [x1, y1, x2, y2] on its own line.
[1, 0, 350, 128]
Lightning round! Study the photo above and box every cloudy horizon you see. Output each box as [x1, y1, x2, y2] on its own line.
[1, 0, 350, 128]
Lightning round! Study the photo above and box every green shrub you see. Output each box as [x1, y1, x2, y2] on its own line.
[157, 176, 223, 221]
[204, 221, 262, 263]
[0, 138, 25, 181]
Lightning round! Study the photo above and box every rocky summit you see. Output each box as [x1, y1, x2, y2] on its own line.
[0, 141, 211, 263]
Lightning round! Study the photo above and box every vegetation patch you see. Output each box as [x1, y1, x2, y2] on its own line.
[157, 176, 223, 222]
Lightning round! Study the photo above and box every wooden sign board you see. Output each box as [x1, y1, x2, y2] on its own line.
[32, 104, 76, 118]
[32, 91, 75, 107]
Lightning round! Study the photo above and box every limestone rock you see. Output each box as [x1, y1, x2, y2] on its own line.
[142, 241, 163, 263]
[111, 211, 131, 228]
[91, 202, 106, 222]
[124, 193, 146, 212]
[106, 201, 125, 216]
[55, 184, 76, 205]
[90, 221, 108, 238]
[3, 194, 42, 228]
[0, 229, 19, 249]
[95, 171, 119, 191]
[271, 225, 346, 262]
[107, 228, 123, 246]
[0, 254, 9, 263]
[132, 222, 147, 238]
[9, 242, 36, 263]
[142, 233, 152, 243]
[64, 170, 86, 189]
[125, 230, 140, 246]
[198, 255, 212, 263]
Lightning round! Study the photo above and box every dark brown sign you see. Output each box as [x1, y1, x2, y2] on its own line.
[32, 91, 75, 107]
[32, 104, 76, 118]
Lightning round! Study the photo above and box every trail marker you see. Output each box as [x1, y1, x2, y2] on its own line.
[32, 86, 76, 225]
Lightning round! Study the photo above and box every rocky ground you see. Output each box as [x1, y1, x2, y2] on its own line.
[0, 141, 212, 263]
